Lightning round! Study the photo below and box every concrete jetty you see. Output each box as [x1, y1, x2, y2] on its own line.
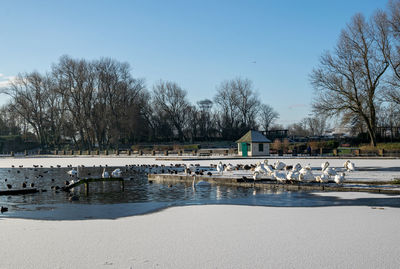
[148, 173, 400, 195]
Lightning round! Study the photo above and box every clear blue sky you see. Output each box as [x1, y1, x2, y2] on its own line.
[0, 0, 388, 125]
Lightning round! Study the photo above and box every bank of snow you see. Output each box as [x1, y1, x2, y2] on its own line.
[0, 156, 399, 181]
[0, 204, 399, 268]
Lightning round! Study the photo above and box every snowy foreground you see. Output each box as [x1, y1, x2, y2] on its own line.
[1, 157, 400, 268]
[1, 201, 400, 268]
[0, 156, 399, 181]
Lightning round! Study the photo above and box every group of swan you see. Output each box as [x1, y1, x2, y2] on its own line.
[102, 168, 122, 178]
[66, 167, 123, 179]
[250, 160, 355, 184]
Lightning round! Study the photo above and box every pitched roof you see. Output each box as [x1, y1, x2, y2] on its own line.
[236, 130, 271, 143]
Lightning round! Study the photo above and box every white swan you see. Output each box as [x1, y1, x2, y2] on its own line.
[102, 168, 110, 178]
[254, 162, 268, 175]
[272, 170, 287, 183]
[334, 172, 345, 184]
[292, 163, 302, 172]
[111, 168, 122, 178]
[344, 160, 355, 171]
[216, 161, 224, 174]
[299, 165, 315, 182]
[286, 170, 299, 181]
[253, 171, 261, 181]
[316, 173, 329, 183]
[321, 161, 329, 172]
[192, 175, 211, 191]
[274, 161, 286, 170]
[323, 167, 337, 177]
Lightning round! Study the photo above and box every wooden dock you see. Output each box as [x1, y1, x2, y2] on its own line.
[0, 188, 39, 195]
[62, 177, 124, 195]
[148, 174, 400, 195]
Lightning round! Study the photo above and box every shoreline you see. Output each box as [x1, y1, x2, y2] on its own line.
[1, 203, 399, 268]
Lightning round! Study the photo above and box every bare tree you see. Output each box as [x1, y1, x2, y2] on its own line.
[374, 1, 400, 105]
[301, 116, 330, 136]
[258, 104, 279, 131]
[152, 81, 190, 142]
[311, 14, 389, 146]
[214, 78, 260, 139]
[232, 78, 260, 129]
[5, 72, 54, 146]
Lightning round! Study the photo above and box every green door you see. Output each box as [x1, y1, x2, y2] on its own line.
[241, 142, 248, 157]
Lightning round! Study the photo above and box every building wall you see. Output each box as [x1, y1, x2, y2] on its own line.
[238, 143, 269, 156]
[251, 143, 269, 156]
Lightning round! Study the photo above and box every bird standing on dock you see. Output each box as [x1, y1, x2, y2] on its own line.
[102, 168, 110, 178]
[321, 161, 330, 172]
[273, 170, 287, 183]
[334, 173, 345, 184]
[299, 165, 315, 182]
[344, 160, 355, 172]
[216, 162, 224, 174]
[253, 171, 261, 181]
[321, 162, 336, 178]
[274, 160, 286, 170]
[316, 173, 329, 183]
[224, 164, 235, 172]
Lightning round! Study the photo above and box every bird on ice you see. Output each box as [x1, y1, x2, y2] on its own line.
[343, 160, 355, 171]
[216, 161, 224, 174]
[334, 172, 345, 184]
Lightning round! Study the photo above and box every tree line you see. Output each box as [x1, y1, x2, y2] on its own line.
[311, 0, 400, 146]
[0, 56, 279, 150]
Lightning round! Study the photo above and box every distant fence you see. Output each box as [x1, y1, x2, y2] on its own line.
[2, 147, 400, 158]
[1, 148, 238, 157]
[271, 147, 400, 157]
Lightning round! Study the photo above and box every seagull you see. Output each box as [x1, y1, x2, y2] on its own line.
[67, 168, 78, 177]
[224, 164, 235, 172]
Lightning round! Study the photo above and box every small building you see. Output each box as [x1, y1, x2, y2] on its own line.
[236, 130, 271, 157]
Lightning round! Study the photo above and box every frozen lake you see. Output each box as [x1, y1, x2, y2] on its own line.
[0, 156, 398, 220]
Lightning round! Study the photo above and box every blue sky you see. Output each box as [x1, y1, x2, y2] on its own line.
[0, 0, 388, 125]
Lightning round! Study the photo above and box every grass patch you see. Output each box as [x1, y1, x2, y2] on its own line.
[391, 179, 400, 185]
[359, 143, 400, 151]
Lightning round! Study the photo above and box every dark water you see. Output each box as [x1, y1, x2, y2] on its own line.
[0, 167, 399, 220]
